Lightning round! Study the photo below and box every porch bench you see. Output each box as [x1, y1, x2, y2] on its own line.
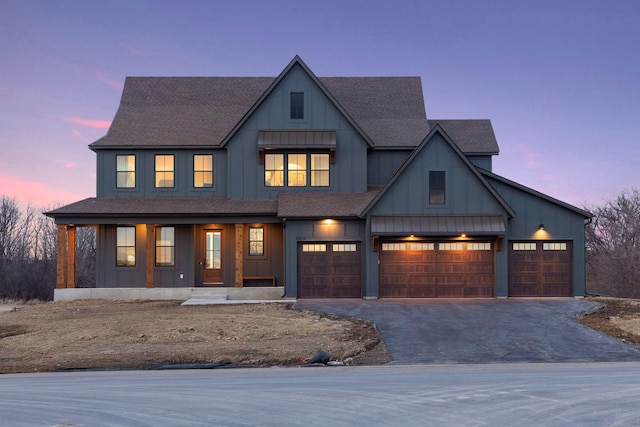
[242, 276, 276, 287]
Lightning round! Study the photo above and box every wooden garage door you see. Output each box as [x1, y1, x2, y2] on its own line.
[509, 241, 573, 297]
[379, 242, 494, 298]
[298, 243, 361, 298]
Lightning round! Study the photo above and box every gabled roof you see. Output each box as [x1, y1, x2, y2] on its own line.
[479, 169, 593, 219]
[428, 119, 499, 154]
[361, 125, 515, 218]
[89, 56, 493, 154]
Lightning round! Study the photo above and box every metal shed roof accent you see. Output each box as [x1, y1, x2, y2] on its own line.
[371, 215, 505, 235]
[258, 130, 336, 149]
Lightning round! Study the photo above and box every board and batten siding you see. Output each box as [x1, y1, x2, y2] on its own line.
[225, 64, 369, 200]
[96, 150, 227, 198]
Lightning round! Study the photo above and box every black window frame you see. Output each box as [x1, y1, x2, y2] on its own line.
[290, 92, 304, 120]
[429, 170, 446, 205]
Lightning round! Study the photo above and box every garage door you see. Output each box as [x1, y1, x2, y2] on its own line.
[509, 241, 573, 297]
[298, 242, 361, 298]
[379, 241, 494, 298]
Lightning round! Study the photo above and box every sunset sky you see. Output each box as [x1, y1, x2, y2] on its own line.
[1, 0, 638, 210]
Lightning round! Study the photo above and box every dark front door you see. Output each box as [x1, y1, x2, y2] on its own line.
[203, 230, 223, 284]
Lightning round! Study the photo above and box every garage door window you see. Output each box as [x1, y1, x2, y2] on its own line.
[302, 243, 326, 252]
[333, 243, 357, 252]
[439, 243, 462, 250]
[468, 243, 491, 250]
[543, 242, 567, 250]
[513, 242, 536, 251]
[382, 243, 434, 251]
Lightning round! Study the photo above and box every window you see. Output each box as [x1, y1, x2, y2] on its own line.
[439, 242, 463, 251]
[382, 243, 406, 251]
[333, 243, 357, 252]
[116, 155, 135, 188]
[408, 243, 434, 251]
[311, 154, 329, 186]
[543, 242, 567, 251]
[249, 227, 264, 256]
[290, 92, 304, 120]
[155, 155, 174, 188]
[429, 171, 446, 204]
[156, 226, 175, 266]
[513, 242, 537, 251]
[116, 226, 135, 267]
[287, 154, 307, 186]
[194, 154, 213, 188]
[265, 153, 284, 187]
[302, 244, 326, 252]
[264, 153, 330, 187]
[467, 243, 492, 251]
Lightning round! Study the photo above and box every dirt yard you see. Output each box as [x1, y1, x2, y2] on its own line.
[580, 297, 640, 345]
[0, 300, 391, 374]
[2, 297, 639, 374]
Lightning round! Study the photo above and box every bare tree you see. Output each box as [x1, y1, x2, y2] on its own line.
[586, 188, 640, 298]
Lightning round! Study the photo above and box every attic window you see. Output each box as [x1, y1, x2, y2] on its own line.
[290, 92, 304, 120]
[429, 171, 446, 204]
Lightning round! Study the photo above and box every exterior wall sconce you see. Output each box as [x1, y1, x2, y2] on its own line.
[539, 224, 545, 230]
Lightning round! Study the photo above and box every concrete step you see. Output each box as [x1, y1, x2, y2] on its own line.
[190, 288, 228, 300]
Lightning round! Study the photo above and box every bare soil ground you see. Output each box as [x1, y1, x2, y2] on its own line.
[580, 297, 640, 346]
[0, 300, 391, 374]
[2, 297, 638, 374]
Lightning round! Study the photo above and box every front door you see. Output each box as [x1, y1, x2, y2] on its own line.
[203, 230, 223, 284]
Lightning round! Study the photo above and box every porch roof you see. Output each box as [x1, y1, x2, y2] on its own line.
[277, 189, 380, 218]
[371, 215, 506, 236]
[45, 197, 278, 219]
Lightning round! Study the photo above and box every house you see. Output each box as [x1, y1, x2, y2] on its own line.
[46, 56, 591, 300]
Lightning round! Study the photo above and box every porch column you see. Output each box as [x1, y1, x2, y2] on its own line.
[145, 224, 155, 288]
[66, 225, 76, 288]
[56, 224, 67, 288]
[235, 224, 244, 287]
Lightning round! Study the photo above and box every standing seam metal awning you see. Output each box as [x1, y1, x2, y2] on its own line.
[258, 130, 336, 149]
[371, 215, 505, 235]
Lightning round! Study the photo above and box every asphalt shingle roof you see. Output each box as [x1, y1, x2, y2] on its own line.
[46, 197, 278, 217]
[90, 75, 497, 154]
[277, 190, 380, 218]
[428, 119, 499, 154]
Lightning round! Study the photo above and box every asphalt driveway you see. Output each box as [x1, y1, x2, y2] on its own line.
[295, 299, 640, 364]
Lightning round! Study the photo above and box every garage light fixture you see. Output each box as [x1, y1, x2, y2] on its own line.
[539, 224, 544, 230]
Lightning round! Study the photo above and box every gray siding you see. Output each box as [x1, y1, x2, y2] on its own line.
[367, 150, 411, 186]
[96, 150, 227, 198]
[96, 224, 195, 288]
[488, 177, 588, 296]
[369, 133, 506, 217]
[468, 155, 492, 171]
[225, 64, 369, 200]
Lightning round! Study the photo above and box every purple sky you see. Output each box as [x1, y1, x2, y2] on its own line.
[1, 0, 638, 210]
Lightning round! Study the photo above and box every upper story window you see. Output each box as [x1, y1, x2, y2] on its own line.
[287, 154, 307, 187]
[429, 170, 446, 204]
[155, 226, 175, 266]
[155, 155, 175, 188]
[265, 153, 284, 187]
[311, 154, 329, 186]
[264, 153, 330, 188]
[116, 155, 136, 188]
[290, 92, 304, 120]
[194, 154, 213, 188]
[116, 226, 136, 267]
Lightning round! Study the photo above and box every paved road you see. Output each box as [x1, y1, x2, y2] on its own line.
[2, 363, 640, 426]
[296, 299, 640, 364]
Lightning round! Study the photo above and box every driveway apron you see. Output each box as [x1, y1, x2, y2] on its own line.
[294, 299, 640, 364]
